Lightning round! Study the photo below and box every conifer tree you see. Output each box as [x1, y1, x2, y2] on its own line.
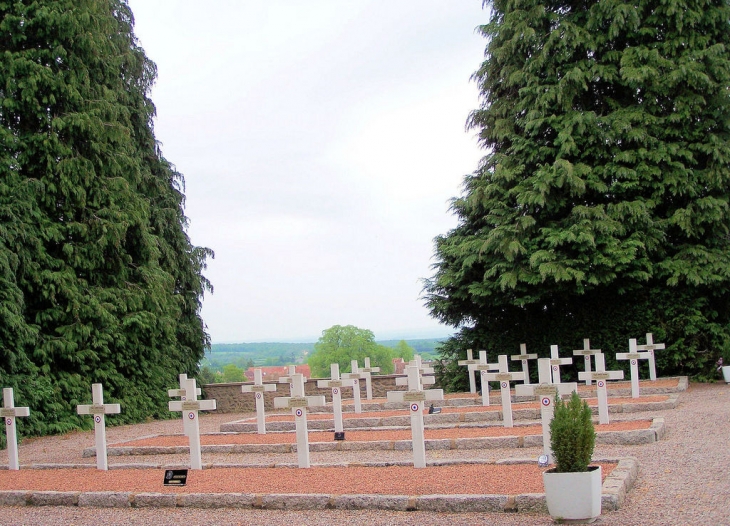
[0, 0, 212, 439]
[425, 0, 730, 382]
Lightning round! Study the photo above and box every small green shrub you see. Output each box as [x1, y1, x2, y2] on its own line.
[550, 391, 596, 473]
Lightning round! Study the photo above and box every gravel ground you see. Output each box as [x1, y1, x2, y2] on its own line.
[0, 381, 727, 525]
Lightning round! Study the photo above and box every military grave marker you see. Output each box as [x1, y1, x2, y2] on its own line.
[481, 355, 525, 427]
[274, 373, 325, 468]
[474, 350, 499, 406]
[1, 388, 29, 470]
[458, 348, 481, 394]
[317, 363, 356, 440]
[510, 344, 537, 385]
[169, 377, 216, 470]
[549, 345, 573, 384]
[241, 368, 277, 434]
[573, 339, 601, 386]
[386, 365, 443, 468]
[579, 353, 624, 424]
[637, 333, 665, 381]
[76, 383, 121, 470]
[616, 339, 650, 398]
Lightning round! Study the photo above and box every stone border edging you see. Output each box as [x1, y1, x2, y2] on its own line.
[220, 394, 678, 432]
[87, 417, 664, 457]
[0, 457, 639, 514]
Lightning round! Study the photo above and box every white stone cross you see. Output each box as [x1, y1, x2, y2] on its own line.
[409, 354, 435, 375]
[481, 355, 525, 427]
[77, 383, 121, 470]
[341, 360, 365, 413]
[274, 373, 326, 468]
[636, 333, 665, 381]
[458, 349, 481, 394]
[474, 350, 499, 406]
[279, 365, 307, 393]
[579, 353, 624, 424]
[516, 358, 578, 458]
[386, 365, 444, 468]
[616, 339, 650, 398]
[168, 373, 201, 402]
[1, 388, 29, 470]
[360, 357, 381, 400]
[168, 377, 216, 470]
[549, 345, 573, 384]
[510, 344, 538, 385]
[573, 339, 601, 386]
[241, 369, 277, 434]
[317, 363, 357, 438]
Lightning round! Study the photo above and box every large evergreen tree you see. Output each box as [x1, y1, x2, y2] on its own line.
[425, 0, 730, 385]
[0, 0, 212, 440]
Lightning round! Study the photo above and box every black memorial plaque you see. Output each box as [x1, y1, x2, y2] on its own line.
[163, 469, 188, 486]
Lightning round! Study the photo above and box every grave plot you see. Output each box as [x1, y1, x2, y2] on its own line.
[0, 458, 638, 513]
[305, 376, 688, 413]
[220, 393, 680, 433]
[87, 417, 665, 458]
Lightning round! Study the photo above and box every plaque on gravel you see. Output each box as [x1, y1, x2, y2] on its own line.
[164, 469, 188, 486]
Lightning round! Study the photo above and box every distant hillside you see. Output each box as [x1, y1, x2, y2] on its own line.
[202, 338, 445, 371]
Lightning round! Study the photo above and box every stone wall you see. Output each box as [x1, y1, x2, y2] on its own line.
[202, 375, 407, 413]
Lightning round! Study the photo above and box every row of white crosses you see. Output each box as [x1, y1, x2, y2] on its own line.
[458, 349, 500, 405]
[1, 383, 122, 472]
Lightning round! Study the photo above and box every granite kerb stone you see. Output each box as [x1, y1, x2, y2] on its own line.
[132, 492, 177, 508]
[177, 492, 255, 508]
[0, 491, 29, 506]
[259, 493, 332, 510]
[514, 493, 547, 513]
[77, 491, 132, 508]
[415, 494, 508, 512]
[29, 491, 80, 506]
[331, 494, 410, 511]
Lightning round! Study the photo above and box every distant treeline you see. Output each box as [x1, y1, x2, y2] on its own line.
[201, 338, 444, 372]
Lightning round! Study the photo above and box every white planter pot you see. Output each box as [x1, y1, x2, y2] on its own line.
[543, 465, 602, 523]
[722, 366, 730, 384]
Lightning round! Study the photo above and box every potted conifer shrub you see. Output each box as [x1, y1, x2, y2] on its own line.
[543, 391, 601, 523]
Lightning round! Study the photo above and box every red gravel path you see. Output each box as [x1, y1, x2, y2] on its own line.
[0, 463, 616, 495]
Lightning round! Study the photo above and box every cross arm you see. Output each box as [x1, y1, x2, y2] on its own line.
[241, 384, 277, 393]
[77, 403, 121, 415]
[579, 370, 623, 381]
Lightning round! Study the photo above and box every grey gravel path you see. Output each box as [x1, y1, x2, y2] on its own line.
[1, 381, 728, 525]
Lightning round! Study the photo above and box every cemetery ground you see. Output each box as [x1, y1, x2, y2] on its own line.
[0, 381, 726, 525]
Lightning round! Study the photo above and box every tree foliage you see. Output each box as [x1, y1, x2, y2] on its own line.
[308, 325, 395, 377]
[0, 0, 212, 442]
[393, 340, 415, 362]
[425, 0, 730, 384]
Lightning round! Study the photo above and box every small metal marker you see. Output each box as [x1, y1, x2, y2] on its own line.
[538, 454, 550, 467]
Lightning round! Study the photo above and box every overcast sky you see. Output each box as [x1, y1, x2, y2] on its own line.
[126, 1, 488, 343]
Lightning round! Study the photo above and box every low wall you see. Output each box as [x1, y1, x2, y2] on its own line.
[202, 374, 407, 413]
